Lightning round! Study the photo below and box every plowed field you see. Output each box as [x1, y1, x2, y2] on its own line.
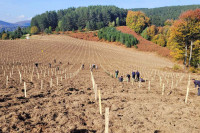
[0, 35, 199, 133]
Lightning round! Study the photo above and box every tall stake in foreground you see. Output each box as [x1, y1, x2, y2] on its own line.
[105, 107, 109, 133]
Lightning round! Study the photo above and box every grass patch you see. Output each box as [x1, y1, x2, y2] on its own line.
[173, 64, 181, 71]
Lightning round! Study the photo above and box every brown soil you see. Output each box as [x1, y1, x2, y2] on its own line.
[117, 26, 172, 58]
[0, 35, 199, 133]
[66, 31, 99, 41]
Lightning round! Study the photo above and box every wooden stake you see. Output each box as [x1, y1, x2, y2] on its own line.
[171, 80, 173, 89]
[30, 75, 33, 82]
[160, 77, 162, 87]
[6, 76, 8, 87]
[98, 90, 102, 115]
[185, 87, 190, 103]
[20, 73, 22, 84]
[50, 78, 52, 88]
[41, 80, 43, 89]
[24, 82, 27, 98]
[185, 75, 191, 103]
[148, 81, 151, 92]
[162, 84, 165, 95]
[57, 77, 58, 86]
[105, 107, 109, 133]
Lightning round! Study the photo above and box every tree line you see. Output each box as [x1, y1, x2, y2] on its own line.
[31, 6, 127, 32]
[0, 27, 30, 40]
[98, 27, 138, 48]
[131, 5, 200, 26]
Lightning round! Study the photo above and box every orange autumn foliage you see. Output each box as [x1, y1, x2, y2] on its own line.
[126, 11, 150, 34]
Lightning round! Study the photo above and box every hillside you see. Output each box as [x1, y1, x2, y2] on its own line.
[131, 5, 200, 26]
[0, 35, 199, 132]
[15, 20, 31, 26]
[117, 26, 171, 57]
[0, 20, 15, 27]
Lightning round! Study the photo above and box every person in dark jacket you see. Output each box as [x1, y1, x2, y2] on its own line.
[54, 59, 56, 63]
[132, 71, 135, 79]
[136, 71, 140, 81]
[127, 74, 130, 82]
[119, 76, 123, 82]
[35, 63, 38, 68]
[192, 79, 200, 96]
[49, 63, 51, 68]
[115, 70, 119, 78]
[139, 77, 145, 82]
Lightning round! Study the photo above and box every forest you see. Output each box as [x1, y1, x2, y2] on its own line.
[31, 6, 127, 32]
[131, 5, 200, 26]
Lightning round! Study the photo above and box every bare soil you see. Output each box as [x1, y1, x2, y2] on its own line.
[0, 35, 199, 133]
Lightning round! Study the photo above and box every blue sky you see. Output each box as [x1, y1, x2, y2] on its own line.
[0, 0, 200, 23]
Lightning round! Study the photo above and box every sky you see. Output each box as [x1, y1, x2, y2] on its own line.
[0, 0, 200, 23]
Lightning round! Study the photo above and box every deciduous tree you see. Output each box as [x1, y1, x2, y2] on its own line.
[168, 9, 200, 67]
[30, 26, 39, 34]
[126, 11, 150, 33]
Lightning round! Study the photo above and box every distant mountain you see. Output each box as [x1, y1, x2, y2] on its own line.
[0, 20, 15, 27]
[0, 20, 30, 32]
[15, 20, 31, 26]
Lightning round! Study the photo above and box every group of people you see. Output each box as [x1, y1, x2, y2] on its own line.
[115, 70, 145, 82]
[116, 69, 200, 96]
[35, 61, 200, 96]
[35, 59, 63, 70]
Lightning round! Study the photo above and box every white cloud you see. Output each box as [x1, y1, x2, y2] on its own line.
[18, 15, 25, 19]
[28, 17, 32, 20]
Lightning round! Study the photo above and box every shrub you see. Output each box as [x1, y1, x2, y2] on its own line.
[2, 33, 8, 40]
[55, 27, 60, 34]
[189, 67, 197, 73]
[134, 45, 138, 49]
[98, 27, 138, 47]
[44, 28, 49, 34]
[173, 64, 181, 71]
[20, 35, 26, 39]
[78, 27, 83, 32]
